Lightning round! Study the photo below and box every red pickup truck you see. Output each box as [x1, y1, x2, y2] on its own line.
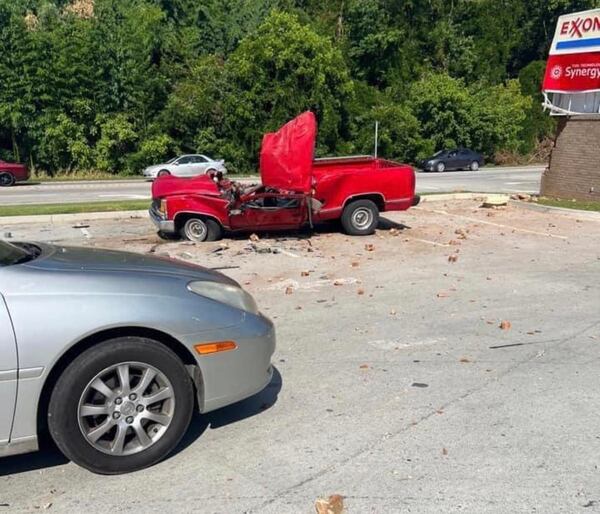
[0, 160, 29, 187]
[150, 112, 419, 242]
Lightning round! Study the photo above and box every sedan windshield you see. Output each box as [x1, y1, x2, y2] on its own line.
[0, 241, 38, 266]
[166, 157, 178, 164]
[433, 150, 444, 157]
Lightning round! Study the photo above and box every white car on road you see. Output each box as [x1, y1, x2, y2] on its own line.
[143, 154, 227, 179]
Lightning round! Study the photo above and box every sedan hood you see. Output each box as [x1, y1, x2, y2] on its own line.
[25, 244, 236, 284]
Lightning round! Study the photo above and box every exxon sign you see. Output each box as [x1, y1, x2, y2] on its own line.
[543, 8, 600, 105]
[551, 9, 600, 55]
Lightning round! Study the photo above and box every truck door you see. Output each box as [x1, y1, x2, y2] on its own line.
[230, 193, 307, 230]
[0, 294, 18, 445]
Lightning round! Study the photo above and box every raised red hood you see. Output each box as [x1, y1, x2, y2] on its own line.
[151, 175, 220, 199]
[259, 111, 316, 193]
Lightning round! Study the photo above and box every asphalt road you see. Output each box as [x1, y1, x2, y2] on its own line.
[0, 165, 544, 205]
[1, 200, 599, 513]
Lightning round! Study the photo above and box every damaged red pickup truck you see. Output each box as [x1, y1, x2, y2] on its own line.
[150, 112, 419, 242]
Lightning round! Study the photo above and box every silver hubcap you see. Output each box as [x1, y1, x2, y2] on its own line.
[472, 162, 479, 170]
[78, 362, 175, 456]
[438, 163, 445, 172]
[185, 219, 207, 241]
[351, 207, 374, 230]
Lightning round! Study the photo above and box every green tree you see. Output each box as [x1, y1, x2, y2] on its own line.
[408, 73, 474, 154]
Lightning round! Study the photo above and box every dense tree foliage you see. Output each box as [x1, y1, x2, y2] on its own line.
[0, 0, 598, 175]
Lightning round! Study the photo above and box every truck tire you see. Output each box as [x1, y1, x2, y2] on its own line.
[47, 337, 194, 474]
[181, 217, 223, 242]
[341, 199, 379, 236]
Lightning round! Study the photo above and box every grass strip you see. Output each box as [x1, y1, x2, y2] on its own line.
[0, 200, 150, 217]
[537, 197, 600, 212]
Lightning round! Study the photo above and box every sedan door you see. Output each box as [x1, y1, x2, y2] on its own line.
[446, 150, 460, 170]
[173, 156, 195, 177]
[457, 149, 472, 169]
[0, 294, 18, 445]
[191, 155, 210, 175]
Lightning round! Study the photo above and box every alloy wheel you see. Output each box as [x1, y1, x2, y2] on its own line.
[77, 362, 175, 456]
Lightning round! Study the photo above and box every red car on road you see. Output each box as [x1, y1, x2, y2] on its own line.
[0, 160, 29, 187]
[150, 112, 419, 242]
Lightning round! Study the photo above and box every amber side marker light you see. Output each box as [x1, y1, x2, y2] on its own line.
[194, 341, 238, 355]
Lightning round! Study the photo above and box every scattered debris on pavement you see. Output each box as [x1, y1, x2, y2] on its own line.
[315, 494, 344, 514]
[481, 195, 509, 208]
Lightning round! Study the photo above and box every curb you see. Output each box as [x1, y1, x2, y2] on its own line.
[419, 193, 488, 202]
[509, 200, 600, 220]
[0, 210, 148, 226]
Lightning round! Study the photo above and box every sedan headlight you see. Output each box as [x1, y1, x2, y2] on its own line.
[187, 281, 259, 314]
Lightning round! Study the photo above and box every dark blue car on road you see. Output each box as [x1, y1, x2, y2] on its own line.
[419, 148, 484, 172]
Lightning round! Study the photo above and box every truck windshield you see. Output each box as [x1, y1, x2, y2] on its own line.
[0, 241, 39, 266]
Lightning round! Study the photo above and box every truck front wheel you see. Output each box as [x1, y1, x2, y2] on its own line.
[341, 199, 379, 236]
[181, 217, 222, 242]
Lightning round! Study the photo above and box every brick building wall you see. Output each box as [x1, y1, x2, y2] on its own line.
[541, 116, 600, 201]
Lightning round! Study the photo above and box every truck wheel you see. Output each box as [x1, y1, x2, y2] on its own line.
[341, 199, 379, 236]
[181, 217, 222, 242]
[47, 337, 194, 474]
[0, 172, 15, 187]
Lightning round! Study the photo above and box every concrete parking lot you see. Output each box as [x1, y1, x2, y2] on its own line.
[1, 200, 599, 513]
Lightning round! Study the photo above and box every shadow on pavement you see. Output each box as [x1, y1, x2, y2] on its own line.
[8, 182, 41, 187]
[378, 217, 410, 231]
[0, 367, 282, 476]
[0, 442, 68, 476]
[171, 366, 283, 458]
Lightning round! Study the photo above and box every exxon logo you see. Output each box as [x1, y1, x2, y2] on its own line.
[561, 15, 600, 38]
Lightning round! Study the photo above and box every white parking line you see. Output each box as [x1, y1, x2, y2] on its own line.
[404, 237, 450, 247]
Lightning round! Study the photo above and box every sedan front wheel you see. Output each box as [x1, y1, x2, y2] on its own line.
[47, 337, 194, 474]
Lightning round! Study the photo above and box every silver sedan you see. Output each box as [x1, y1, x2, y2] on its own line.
[0, 240, 274, 474]
[143, 154, 227, 179]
